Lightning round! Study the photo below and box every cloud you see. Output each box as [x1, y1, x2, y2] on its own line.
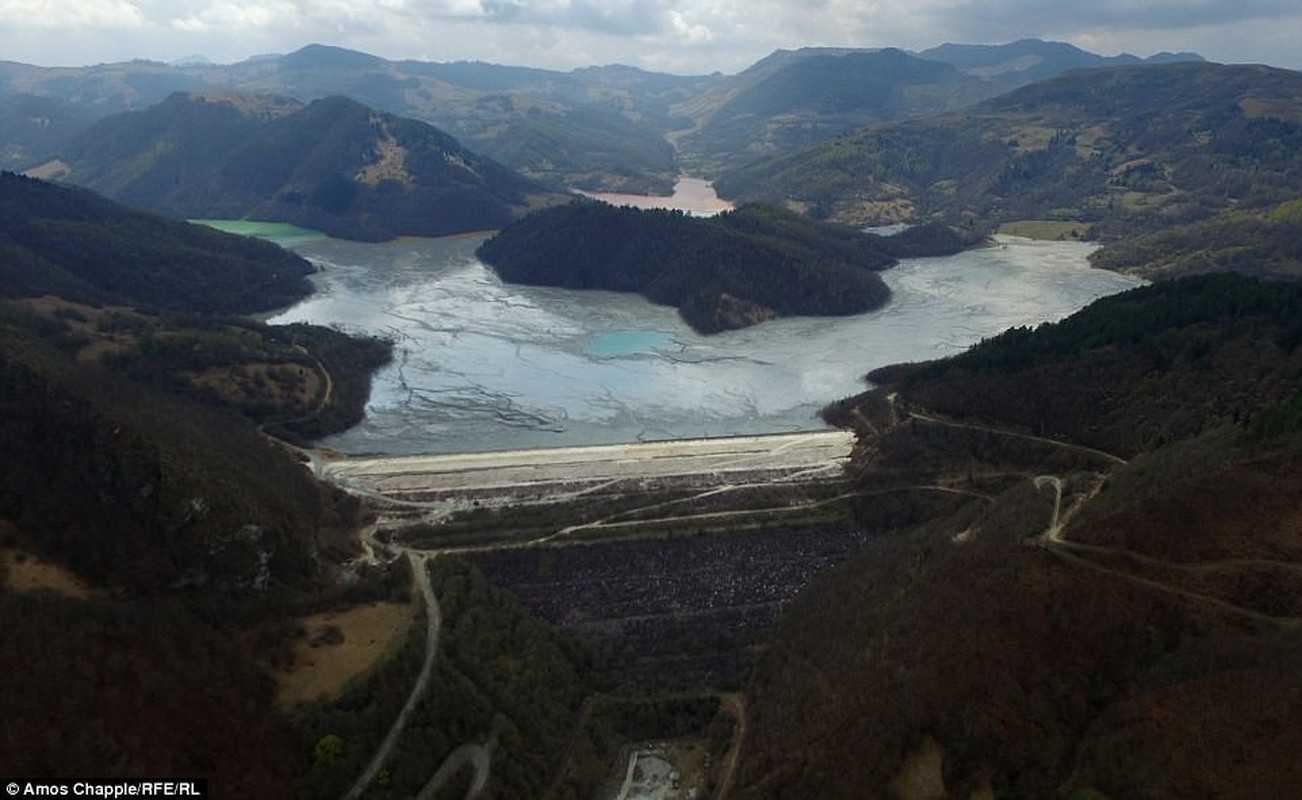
[471, 0, 669, 36]
[917, 0, 1301, 43]
[1, 0, 1300, 72]
[0, 0, 146, 29]
[171, 0, 297, 33]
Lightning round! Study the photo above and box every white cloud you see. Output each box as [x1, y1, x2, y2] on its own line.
[1, 0, 1300, 72]
[0, 0, 146, 29]
[171, 0, 297, 33]
[668, 9, 713, 44]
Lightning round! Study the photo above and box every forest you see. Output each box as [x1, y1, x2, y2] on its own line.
[54, 93, 566, 241]
[740, 271, 1302, 798]
[716, 61, 1302, 269]
[0, 172, 406, 793]
[476, 200, 979, 333]
[0, 171, 315, 313]
[8, 44, 1302, 799]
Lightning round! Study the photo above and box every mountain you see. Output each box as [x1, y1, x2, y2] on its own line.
[919, 38, 1202, 84]
[716, 61, 1302, 253]
[0, 44, 705, 192]
[0, 93, 95, 171]
[671, 48, 1004, 174]
[0, 170, 314, 312]
[0, 164, 398, 789]
[2, 40, 1207, 189]
[1090, 197, 1302, 281]
[51, 92, 566, 240]
[0, 171, 389, 584]
[476, 201, 979, 333]
[736, 273, 1302, 798]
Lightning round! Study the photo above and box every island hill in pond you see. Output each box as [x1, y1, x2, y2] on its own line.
[476, 201, 982, 333]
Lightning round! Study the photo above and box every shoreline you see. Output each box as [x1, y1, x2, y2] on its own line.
[576, 176, 734, 216]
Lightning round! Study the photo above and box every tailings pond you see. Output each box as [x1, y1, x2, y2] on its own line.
[260, 225, 1143, 455]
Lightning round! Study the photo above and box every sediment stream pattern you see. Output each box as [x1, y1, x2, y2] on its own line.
[268, 234, 1143, 456]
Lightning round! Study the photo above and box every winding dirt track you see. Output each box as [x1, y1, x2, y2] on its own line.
[415, 742, 491, 800]
[342, 551, 445, 800]
[331, 431, 855, 799]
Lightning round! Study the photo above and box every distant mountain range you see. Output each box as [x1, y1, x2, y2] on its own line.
[918, 38, 1202, 82]
[12, 37, 1302, 800]
[0, 40, 1203, 191]
[43, 91, 567, 240]
[717, 61, 1302, 276]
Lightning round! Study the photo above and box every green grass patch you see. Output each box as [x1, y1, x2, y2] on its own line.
[1266, 199, 1302, 226]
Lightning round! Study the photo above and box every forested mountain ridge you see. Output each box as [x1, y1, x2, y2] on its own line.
[0, 171, 393, 589]
[0, 170, 314, 312]
[3, 40, 1203, 192]
[476, 201, 981, 333]
[737, 273, 1302, 798]
[716, 61, 1302, 260]
[670, 48, 1003, 175]
[0, 166, 404, 789]
[50, 92, 567, 241]
[1, 44, 701, 192]
[918, 38, 1202, 83]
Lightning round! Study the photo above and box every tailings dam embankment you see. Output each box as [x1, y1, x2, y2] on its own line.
[318, 430, 855, 508]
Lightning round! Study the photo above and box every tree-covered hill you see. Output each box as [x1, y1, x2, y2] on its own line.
[671, 48, 1003, 175]
[53, 92, 568, 241]
[0, 170, 394, 590]
[2, 44, 702, 193]
[0, 153, 398, 791]
[738, 273, 1302, 798]
[1088, 198, 1302, 281]
[918, 38, 1202, 85]
[3, 41, 1206, 192]
[0, 92, 96, 171]
[476, 201, 979, 333]
[716, 62, 1302, 250]
[0, 171, 314, 313]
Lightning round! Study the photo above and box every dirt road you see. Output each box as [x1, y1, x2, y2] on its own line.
[342, 551, 443, 800]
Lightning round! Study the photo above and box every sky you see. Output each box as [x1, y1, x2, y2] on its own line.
[1, 0, 1300, 75]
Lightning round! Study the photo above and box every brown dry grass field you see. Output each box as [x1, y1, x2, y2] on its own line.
[274, 599, 416, 710]
[0, 547, 92, 599]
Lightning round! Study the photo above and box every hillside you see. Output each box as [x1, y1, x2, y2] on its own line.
[736, 274, 1302, 798]
[0, 171, 314, 313]
[1089, 198, 1302, 281]
[716, 62, 1302, 247]
[1, 44, 704, 192]
[0, 170, 395, 589]
[477, 201, 978, 333]
[0, 170, 403, 790]
[51, 92, 566, 240]
[918, 38, 1202, 84]
[0, 92, 95, 170]
[4, 41, 1204, 191]
[671, 48, 1003, 174]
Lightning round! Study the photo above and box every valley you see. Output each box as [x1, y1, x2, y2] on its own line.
[4, 31, 1302, 800]
[577, 178, 734, 216]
